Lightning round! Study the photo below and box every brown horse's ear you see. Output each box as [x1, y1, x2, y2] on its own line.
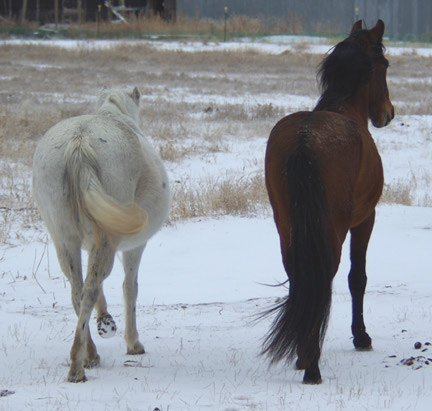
[371, 19, 385, 40]
[351, 20, 363, 33]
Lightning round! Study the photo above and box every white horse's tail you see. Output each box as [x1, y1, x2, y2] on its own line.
[64, 136, 148, 239]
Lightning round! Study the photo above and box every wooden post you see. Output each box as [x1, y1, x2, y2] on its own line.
[54, 0, 59, 28]
[21, 0, 28, 25]
[224, 6, 228, 42]
[97, 4, 101, 37]
[77, 0, 82, 24]
[7, 0, 12, 19]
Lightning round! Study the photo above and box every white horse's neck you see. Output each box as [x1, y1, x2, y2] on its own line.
[98, 106, 144, 138]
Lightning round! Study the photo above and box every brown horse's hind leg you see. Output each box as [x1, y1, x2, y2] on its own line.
[348, 211, 375, 351]
[303, 358, 322, 385]
[295, 331, 322, 384]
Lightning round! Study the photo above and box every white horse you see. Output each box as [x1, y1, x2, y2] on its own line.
[32, 87, 170, 382]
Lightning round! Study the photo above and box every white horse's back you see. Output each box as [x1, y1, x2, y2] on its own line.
[32, 87, 170, 382]
[33, 88, 170, 249]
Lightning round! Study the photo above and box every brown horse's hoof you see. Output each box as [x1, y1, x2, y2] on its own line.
[303, 374, 322, 385]
[355, 345, 373, 352]
[303, 368, 322, 384]
[353, 333, 373, 351]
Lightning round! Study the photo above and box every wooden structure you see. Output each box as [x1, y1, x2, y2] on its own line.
[0, 0, 176, 24]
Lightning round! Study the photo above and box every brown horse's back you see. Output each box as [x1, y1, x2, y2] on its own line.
[265, 110, 383, 259]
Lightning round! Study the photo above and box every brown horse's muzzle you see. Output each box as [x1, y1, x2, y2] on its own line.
[372, 104, 395, 128]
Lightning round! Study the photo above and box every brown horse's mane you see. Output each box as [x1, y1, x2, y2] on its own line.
[314, 30, 386, 112]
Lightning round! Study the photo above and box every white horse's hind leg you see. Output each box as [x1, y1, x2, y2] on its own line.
[54, 241, 100, 371]
[68, 237, 115, 383]
[54, 241, 83, 314]
[95, 287, 117, 338]
[123, 245, 146, 355]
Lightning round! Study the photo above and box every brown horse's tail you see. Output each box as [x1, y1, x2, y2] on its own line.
[64, 136, 148, 240]
[263, 141, 334, 367]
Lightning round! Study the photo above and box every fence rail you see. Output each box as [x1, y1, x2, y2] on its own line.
[178, 0, 432, 39]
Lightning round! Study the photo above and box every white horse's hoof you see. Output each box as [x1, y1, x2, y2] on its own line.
[97, 314, 117, 338]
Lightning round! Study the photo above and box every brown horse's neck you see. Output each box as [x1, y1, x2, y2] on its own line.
[315, 86, 370, 128]
[339, 87, 370, 128]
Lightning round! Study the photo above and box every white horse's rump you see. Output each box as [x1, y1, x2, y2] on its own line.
[32, 87, 170, 382]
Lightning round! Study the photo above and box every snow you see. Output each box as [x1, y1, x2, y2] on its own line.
[3, 36, 432, 57]
[1, 36, 432, 410]
[0, 37, 332, 55]
[2, 209, 432, 410]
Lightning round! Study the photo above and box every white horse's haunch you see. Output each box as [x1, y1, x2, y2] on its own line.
[32, 87, 170, 382]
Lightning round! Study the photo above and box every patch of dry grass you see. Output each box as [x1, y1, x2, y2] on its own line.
[0, 161, 40, 245]
[380, 180, 414, 206]
[387, 54, 432, 115]
[170, 173, 268, 222]
[67, 14, 302, 38]
[0, 40, 429, 243]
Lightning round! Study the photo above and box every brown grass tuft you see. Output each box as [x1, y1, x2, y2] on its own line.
[169, 173, 269, 222]
[380, 180, 414, 206]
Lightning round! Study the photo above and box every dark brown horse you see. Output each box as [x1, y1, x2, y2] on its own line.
[263, 20, 394, 384]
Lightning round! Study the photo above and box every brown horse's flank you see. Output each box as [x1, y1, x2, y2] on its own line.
[263, 20, 394, 384]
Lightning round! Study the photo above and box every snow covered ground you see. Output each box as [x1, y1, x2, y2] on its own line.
[1, 36, 432, 410]
[1, 207, 432, 410]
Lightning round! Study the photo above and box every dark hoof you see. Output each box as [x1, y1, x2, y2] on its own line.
[303, 370, 322, 385]
[355, 344, 373, 352]
[354, 333, 373, 351]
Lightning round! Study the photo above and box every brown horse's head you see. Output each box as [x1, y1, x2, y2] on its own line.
[316, 20, 394, 128]
[351, 20, 395, 128]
